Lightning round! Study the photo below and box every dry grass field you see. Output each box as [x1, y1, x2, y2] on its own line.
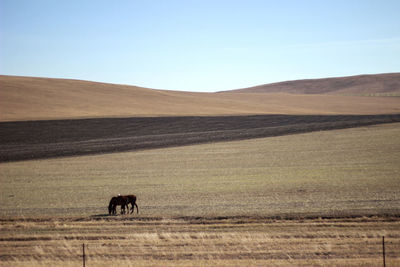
[1, 75, 400, 121]
[1, 216, 399, 266]
[1, 123, 400, 265]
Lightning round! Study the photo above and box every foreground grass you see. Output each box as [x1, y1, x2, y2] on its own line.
[1, 216, 399, 266]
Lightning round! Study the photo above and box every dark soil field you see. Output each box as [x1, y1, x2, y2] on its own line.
[1, 114, 400, 163]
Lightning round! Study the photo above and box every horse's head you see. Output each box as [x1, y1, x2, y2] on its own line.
[108, 197, 116, 215]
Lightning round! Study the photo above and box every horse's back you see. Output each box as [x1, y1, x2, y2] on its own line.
[126, 195, 136, 200]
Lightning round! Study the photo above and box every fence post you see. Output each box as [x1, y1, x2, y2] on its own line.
[382, 236, 386, 267]
[83, 243, 86, 267]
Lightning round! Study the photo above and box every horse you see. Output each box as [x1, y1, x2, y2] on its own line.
[123, 194, 139, 214]
[108, 196, 129, 215]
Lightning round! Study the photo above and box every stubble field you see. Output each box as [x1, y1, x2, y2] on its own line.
[1, 122, 400, 265]
[1, 216, 399, 266]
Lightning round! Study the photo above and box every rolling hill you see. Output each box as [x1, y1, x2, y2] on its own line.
[227, 73, 400, 95]
[1, 74, 400, 121]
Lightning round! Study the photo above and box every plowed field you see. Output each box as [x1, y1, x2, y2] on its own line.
[1, 114, 399, 162]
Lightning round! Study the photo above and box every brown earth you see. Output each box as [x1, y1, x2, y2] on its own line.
[1, 114, 399, 162]
[228, 72, 400, 95]
[1, 75, 400, 122]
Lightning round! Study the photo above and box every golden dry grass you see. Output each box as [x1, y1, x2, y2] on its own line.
[1, 75, 400, 121]
[1, 216, 399, 266]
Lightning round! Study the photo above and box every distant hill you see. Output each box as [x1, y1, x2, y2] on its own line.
[227, 73, 400, 95]
[1, 75, 400, 121]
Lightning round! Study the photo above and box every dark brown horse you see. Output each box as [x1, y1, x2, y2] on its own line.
[124, 195, 139, 214]
[108, 196, 129, 215]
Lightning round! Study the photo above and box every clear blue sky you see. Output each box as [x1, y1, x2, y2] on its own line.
[1, 0, 399, 92]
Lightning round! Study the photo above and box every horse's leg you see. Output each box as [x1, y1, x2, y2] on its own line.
[135, 203, 139, 214]
[125, 203, 129, 214]
[130, 200, 138, 214]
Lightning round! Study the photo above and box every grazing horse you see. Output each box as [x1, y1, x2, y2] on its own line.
[124, 195, 139, 214]
[108, 196, 129, 215]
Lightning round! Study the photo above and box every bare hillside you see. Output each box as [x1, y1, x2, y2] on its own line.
[228, 73, 400, 95]
[1, 75, 400, 121]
